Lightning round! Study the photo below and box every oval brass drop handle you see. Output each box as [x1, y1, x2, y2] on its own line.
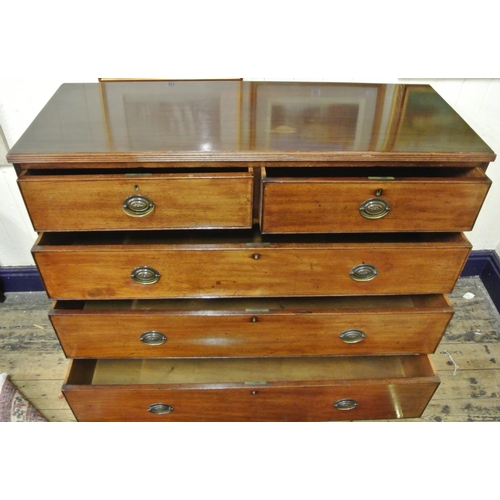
[147, 403, 174, 415]
[123, 194, 155, 217]
[130, 266, 161, 285]
[349, 264, 378, 282]
[334, 399, 358, 411]
[359, 197, 390, 219]
[339, 329, 366, 344]
[140, 331, 167, 345]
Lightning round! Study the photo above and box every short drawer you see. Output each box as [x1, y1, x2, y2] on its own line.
[50, 295, 453, 358]
[33, 231, 471, 299]
[62, 356, 440, 421]
[18, 168, 254, 231]
[261, 167, 491, 233]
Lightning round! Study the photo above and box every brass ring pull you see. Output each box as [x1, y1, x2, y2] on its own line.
[334, 399, 358, 411]
[140, 331, 167, 345]
[147, 403, 174, 415]
[339, 329, 366, 344]
[349, 264, 378, 282]
[130, 266, 161, 284]
[123, 194, 155, 217]
[359, 198, 390, 219]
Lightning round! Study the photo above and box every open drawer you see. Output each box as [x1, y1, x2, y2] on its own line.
[261, 166, 491, 233]
[50, 295, 453, 358]
[62, 355, 440, 421]
[33, 231, 471, 299]
[18, 167, 254, 231]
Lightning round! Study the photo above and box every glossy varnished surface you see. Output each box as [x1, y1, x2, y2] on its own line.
[7, 81, 495, 165]
[6, 80, 495, 423]
[261, 166, 491, 233]
[62, 356, 439, 421]
[49, 295, 454, 357]
[18, 168, 254, 231]
[32, 231, 472, 299]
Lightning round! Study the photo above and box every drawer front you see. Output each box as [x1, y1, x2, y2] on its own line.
[18, 169, 254, 230]
[262, 167, 491, 233]
[64, 384, 439, 422]
[33, 233, 471, 299]
[50, 296, 453, 357]
[62, 357, 439, 422]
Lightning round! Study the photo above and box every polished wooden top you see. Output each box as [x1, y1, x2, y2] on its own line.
[7, 81, 495, 165]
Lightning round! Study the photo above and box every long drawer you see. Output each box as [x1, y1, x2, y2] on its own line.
[32, 231, 471, 299]
[261, 167, 491, 233]
[62, 356, 440, 422]
[50, 295, 453, 358]
[18, 168, 254, 231]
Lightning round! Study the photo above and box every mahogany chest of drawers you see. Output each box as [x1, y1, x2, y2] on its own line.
[8, 80, 495, 421]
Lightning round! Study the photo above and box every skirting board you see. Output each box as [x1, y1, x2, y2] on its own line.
[0, 266, 44, 297]
[1, 251, 500, 313]
[460, 250, 500, 314]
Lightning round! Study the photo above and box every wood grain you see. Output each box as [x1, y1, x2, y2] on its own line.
[49, 295, 453, 357]
[6, 82, 495, 165]
[63, 356, 439, 422]
[18, 169, 253, 231]
[32, 232, 471, 299]
[4, 80, 497, 423]
[262, 167, 491, 233]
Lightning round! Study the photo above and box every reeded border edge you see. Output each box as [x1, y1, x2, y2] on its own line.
[6, 151, 497, 165]
[2, 251, 500, 313]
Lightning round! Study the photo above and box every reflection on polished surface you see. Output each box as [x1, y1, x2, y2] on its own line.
[7, 80, 495, 162]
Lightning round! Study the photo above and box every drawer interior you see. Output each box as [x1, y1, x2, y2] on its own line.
[21, 166, 251, 176]
[67, 356, 436, 386]
[263, 166, 488, 181]
[36, 228, 469, 247]
[53, 294, 450, 313]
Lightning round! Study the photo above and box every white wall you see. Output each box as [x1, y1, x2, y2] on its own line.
[404, 79, 500, 251]
[0, 78, 499, 267]
[0, 80, 64, 267]
[0, 122, 34, 266]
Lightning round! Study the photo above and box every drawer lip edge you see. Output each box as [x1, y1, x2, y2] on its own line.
[63, 377, 441, 391]
[19, 169, 255, 180]
[49, 295, 455, 316]
[262, 167, 491, 184]
[31, 231, 473, 251]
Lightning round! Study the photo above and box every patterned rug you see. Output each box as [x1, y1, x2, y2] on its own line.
[0, 373, 46, 422]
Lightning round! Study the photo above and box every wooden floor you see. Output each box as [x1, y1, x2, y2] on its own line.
[1, 276, 500, 422]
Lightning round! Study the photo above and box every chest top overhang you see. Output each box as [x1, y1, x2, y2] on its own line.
[7, 80, 496, 165]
